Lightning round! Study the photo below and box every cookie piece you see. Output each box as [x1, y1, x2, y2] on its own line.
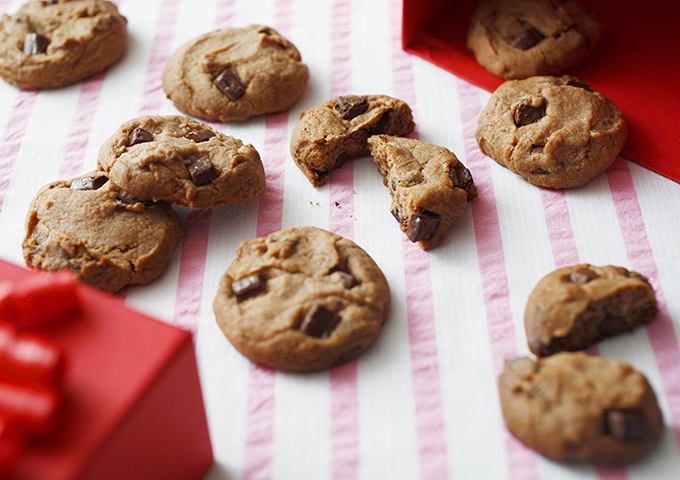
[499, 352, 664, 464]
[467, 0, 603, 79]
[213, 226, 391, 371]
[476, 75, 627, 189]
[163, 25, 309, 122]
[368, 135, 477, 250]
[525, 264, 658, 357]
[97, 115, 266, 208]
[0, 0, 127, 89]
[290, 95, 415, 187]
[23, 172, 182, 293]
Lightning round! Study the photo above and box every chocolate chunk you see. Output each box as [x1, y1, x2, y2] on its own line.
[186, 130, 216, 143]
[335, 96, 369, 120]
[129, 128, 153, 147]
[407, 212, 440, 242]
[23, 33, 49, 55]
[531, 168, 550, 175]
[605, 409, 647, 442]
[514, 103, 546, 127]
[565, 77, 591, 90]
[569, 268, 600, 284]
[232, 274, 265, 302]
[450, 164, 474, 192]
[299, 304, 340, 339]
[214, 69, 245, 101]
[116, 189, 148, 205]
[367, 111, 391, 134]
[187, 157, 219, 186]
[391, 208, 405, 226]
[511, 25, 545, 50]
[337, 271, 357, 289]
[70, 175, 108, 191]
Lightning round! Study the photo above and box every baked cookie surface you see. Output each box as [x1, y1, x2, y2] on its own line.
[163, 25, 309, 122]
[476, 75, 627, 189]
[368, 135, 477, 250]
[525, 264, 658, 357]
[23, 172, 182, 293]
[499, 352, 663, 464]
[213, 226, 391, 371]
[467, 0, 603, 79]
[290, 95, 415, 187]
[0, 0, 127, 89]
[97, 115, 266, 208]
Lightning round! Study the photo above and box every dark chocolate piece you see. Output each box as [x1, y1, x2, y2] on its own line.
[23, 33, 49, 55]
[511, 25, 545, 50]
[565, 78, 591, 90]
[514, 103, 546, 127]
[335, 96, 369, 120]
[337, 271, 357, 289]
[116, 189, 147, 205]
[187, 157, 219, 186]
[299, 304, 340, 339]
[407, 212, 440, 242]
[214, 69, 246, 101]
[605, 409, 647, 442]
[531, 168, 550, 175]
[186, 130, 216, 143]
[70, 175, 108, 191]
[569, 268, 600, 284]
[232, 274, 265, 302]
[129, 128, 153, 147]
[450, 164, 474, 193]
[367, 111, 391, 135]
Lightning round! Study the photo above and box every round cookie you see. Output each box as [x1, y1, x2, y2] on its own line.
[476, 75, 627, 189]
[368, 135, 477, 250]
[499, 352, 664, 464]
[0, 0, 127, 89]
[213, 226, 391, 371]
[23, 172, 182, 294]
[291, 95, 415, 187]
[163, 25, 309, 122]
[467, 0, 603, 80]
[97, 115, 266, 208]
[525, 264, 658, 357]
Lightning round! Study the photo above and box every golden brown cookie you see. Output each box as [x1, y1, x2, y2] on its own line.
[213, 227, 391, 371]
[0, 0, 128, 89]
[23, 172, 182, 293]
[476, 75, 627, 189]
[525, 264, 658, 357]
[499, 352, 664, 464]
[163, 25, 309, 122]
[290, 95, 415, 187]
[467, 0, 603, 79]
[97, 115, 266, 208]
[368, 135, 477, 250]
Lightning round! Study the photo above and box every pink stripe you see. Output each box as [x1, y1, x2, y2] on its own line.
[58, 73, 106, 178]
[457, 78, 539, 480]
[0, 90, 39, 214]
[243, 363, 277, 480]
[607, 158, 680, 452]
[329, 362, 359, 480]
[138, 0, 181, 115]
[389, 1, 448, 478]
[255, 112, 288, 238]
[540, 189, 580, 268]
[215, 0, 236, 30]
[0, 1, 11, 15]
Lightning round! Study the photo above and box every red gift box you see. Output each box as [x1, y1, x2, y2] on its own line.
[0, 260, 213, 480]
[402, 0, 680, 185]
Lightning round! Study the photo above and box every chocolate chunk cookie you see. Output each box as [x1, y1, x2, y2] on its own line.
[97, 115, 266, 208]
[23, 172, 182, 293]
[476, 75, 627, 189]
[213, 226, 391, 371]
[499, 352, 664, 464]
[290, 95, 415, 187]
[368, 135, 477, 250]
[525, 264, 658, 357]
[0, 0, 127, 89]
[467, 0, 603, 79]
[163, 25, 309, 122]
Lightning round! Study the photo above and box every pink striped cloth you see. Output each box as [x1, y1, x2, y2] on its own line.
[0, 1, 678, 479]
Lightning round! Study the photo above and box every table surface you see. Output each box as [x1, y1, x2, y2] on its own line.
[1, 1, 679, 479]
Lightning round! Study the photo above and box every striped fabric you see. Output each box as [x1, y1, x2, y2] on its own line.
[0, 1, 678, 479]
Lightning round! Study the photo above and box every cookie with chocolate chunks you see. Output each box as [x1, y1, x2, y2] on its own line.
[163, 25, 309, 121]
[97, 115, 265, 208]
[213, 226, 391, 371]
[525, 264, 658, 357]
[290, 95, 415, 187]
[22, 172, 182, 293]
[0, 0, 127, 89]
[476, 75, 627, 189]
[467, 0, 603, 79]
[499, 352, 663, 464]
[368, 135, 477, 250]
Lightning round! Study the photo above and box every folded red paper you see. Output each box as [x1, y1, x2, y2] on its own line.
[0, 260, 213, 480]
[402, 0, 680, 184]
